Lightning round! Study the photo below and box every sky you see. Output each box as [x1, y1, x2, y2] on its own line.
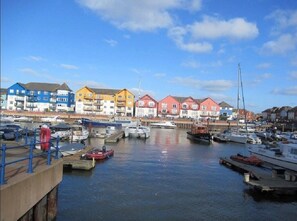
[1, 0, 297, 114]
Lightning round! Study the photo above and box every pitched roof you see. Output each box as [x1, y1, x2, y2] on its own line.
[172, 96, 189, 103]
[219, 101, 233, 108]
[90, 88, 119, 95]
[23, 82, 61, 92]
[57, 82, 72, 91]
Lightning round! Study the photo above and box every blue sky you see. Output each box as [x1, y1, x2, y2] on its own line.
[1, 0, 297, 113]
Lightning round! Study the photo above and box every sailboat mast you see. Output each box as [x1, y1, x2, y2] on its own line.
[238, 63, 248, 131]
[237, 64, 240, 128]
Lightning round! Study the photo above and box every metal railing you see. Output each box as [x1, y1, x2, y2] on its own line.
[0, 130, 60, 185]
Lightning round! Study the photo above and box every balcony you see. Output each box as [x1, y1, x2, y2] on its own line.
[117, 98, 126, 102]
[93, 101, 104, 106]
[94, 95, 104, 100]
[83, 101, 93, 106]
[27, 98, 38, 102]
[84, 95, 93, 100]
[117, 102, 125, 107]
[26, 104, 37, 108]
[50, 98, 56, 103]
[83, 107, 93, 111]
[15, 103, 24, 108]
[15, 96, 25, 101]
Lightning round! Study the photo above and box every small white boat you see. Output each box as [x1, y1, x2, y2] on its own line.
[124, 125, 150, 139]
[0, 115, 14, 123]
[222, 129, 247, 144]
[40, 116, 65, 123]
[13, 116, 33, 122]
[50, 123, 71, 140]
[70, 125, 89, 142]
[150, 121, 177, 129]
[248, 142, 297, 172]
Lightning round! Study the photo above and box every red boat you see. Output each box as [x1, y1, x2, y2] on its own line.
[230, 154, 262, 166]
[84, 147, 114, 160]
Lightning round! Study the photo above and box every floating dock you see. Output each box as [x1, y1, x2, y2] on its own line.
[62, 146, 95, 170]
[105, 131, 124, 143]
[220, 157, 297, 195]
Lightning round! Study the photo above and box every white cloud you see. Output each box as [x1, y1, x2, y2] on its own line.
[168, 26, 213, 53]
[256, 63, 271, 69]
[24, 56, 45, 62]
[60, 64, 79, 70]
[77, 0, 202, 32]
[189, 16, 259, 40]
[19, 68, 40, 76]
[168, 16, 258, 53]
[171, 76, 233, 92]
[271, 86, 297, 95]
[104, 39, 118, 47]
[181, 60, 222, 68]
[261, 34, 297, 55]
[266, 9, 297, 34]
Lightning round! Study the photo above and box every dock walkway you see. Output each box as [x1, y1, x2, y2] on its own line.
[62, 146, 95, 170]
[220, 157, 297, 194]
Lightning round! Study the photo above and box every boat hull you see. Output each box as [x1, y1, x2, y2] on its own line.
[187, 132, 211, 144]
[85, 149, 114, 160]
[248, 145, 297, 172]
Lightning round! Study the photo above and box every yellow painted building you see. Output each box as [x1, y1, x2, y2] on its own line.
[75, 86, 135, 116]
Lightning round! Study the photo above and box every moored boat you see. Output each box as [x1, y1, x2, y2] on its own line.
[150, 121, 177, 129]
[83, 146, 114, 160]
[247, 142, 297, 172]
[230, 154, 262, 166]
[186, 121, 211, 144]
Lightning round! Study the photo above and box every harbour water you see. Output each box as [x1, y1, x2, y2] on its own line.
[55, 128, 296, 220]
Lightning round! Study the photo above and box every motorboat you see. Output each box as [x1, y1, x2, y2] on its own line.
[247, 142, 297, 172]
[150, 121, 177, 129]
[50, 123, 72, 140]
[222, 129, 247, 144]
[69, 125, 89, 142]
[83, 146, 114, 160]
[212, 133, 229, 143]
[124, 125, 150, 139]
[13, 116, 33, 122]
[40, 115, 65, 123]
[0, 115, 14, 123]
[81, 118, 122, 129]
[186, 122, 211, 144]
[58, 143, 86, 157]
[35, 142, 86, 157]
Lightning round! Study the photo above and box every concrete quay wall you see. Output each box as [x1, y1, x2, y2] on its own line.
[0, 159, 63, 221]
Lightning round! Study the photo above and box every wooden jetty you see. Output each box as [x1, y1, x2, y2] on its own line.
[220, 157, 297, 195]
[105, 131, 124, 143]
[62, 146, 95, 170]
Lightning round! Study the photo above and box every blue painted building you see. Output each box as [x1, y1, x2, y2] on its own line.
[6, 82, 75, 112]
[219, 101, 234, 120]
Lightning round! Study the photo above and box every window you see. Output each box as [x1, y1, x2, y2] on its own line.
[44, 91, 48, 95]
[202, 105, 207, 110]
[192, 104, 198, 109]
[139, 101, 144, 107]
[148, 101, 155, 107]
[211, 106, 217, 111]
[161, 103, 167, 109]
[10, 89, 14, 93]
[182, 103, 188, 109]
[172, 104, 177, 109]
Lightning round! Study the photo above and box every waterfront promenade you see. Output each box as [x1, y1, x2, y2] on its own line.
[0, 140, 63, 221]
